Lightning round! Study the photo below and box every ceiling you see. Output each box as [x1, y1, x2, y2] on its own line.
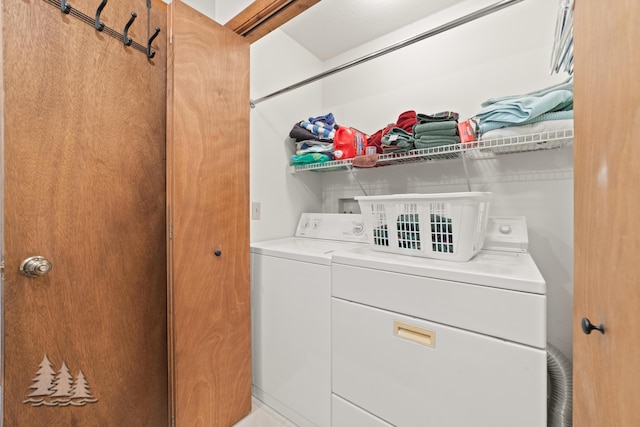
[278, 0, 466, 61]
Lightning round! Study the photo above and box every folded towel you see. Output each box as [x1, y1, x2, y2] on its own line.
[479, 110, 574, 134]
[296, 139, 332, 148]
[414, 128, 458, 137]
[289, 123, 319, 142]
[367, 124, 396, 152]
[481, 77, 573, 107]
[308, 112, 335, 126]
[397, 110, 416, 122]
[414, 139, 457, 149]
[296, 141, 333, 156]
[290, 153, 331, 166]
[477, 89, 573, 124]
[417, 111, 459, 123]
[300, 120, 335, 139]
[413, 121, 458, 134]
[352, 153, 379, 168]
[479, 119, 574, 140]
[415, 135, 460, 144]
[382, 127, 414, 153]
[381, 127, 415, 148]
[395, 110, 418, 133]
[381, 145, 412, 153]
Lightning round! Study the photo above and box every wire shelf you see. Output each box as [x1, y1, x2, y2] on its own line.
[290, 128, 574, 173]
[477, 128, 574, 155]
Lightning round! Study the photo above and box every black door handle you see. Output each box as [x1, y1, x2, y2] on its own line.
[581, 317, 605, 335]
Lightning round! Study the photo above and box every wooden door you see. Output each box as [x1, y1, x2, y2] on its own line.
[167, 1, 251, 425]
[574, 1, 640, 425]
[1, 0, 168, 425]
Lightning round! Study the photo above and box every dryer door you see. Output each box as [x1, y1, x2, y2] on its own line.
[332, 298, 547, 427]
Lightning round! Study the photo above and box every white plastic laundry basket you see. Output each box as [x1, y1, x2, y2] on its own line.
[356, 192, 492, 262]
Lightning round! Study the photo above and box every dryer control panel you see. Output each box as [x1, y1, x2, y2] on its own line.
[483, 216, 529, 252]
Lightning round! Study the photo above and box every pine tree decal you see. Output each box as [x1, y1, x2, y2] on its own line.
[27, 355, 55, 397]
[50, 362, 73, 398]
[24, 355, 98, 406]
[70, 370, 96, 401]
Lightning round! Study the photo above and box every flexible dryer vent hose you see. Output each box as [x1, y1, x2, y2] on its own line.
[547, 342, 573, 427]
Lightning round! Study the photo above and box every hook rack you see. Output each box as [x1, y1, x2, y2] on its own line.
[147, 27, 161, 59]
[60, 0, 70, 14]
[123, 12, 137, 46]
[95, 0, 107, 31]
[44, 0, 161, 61]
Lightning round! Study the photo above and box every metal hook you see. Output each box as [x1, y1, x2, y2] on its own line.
[123, 12, 137, 46]
[60, 0, 71, 14]
[147, 27, 160, 59]
[95, 0, 107, 32]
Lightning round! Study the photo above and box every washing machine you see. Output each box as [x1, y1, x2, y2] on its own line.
[250, 213, 368, 427]
[330, 217, 547, 427]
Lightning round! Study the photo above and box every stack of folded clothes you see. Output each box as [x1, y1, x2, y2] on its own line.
[412, 111, 460, 149]
[381, 127, 414, 153]
[369, 110, 463, 154]
[369, 110, 418, 154]
[288, 112, 337, 166]
[476, 78, 573, 135]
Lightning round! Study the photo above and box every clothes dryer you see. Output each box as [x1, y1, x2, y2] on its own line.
[330, 217, 547, 427]
[250, 213, 367, 427]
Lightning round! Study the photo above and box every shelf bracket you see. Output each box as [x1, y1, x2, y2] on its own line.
[460, 151, 472, 192]
[348, 165, 368, 196]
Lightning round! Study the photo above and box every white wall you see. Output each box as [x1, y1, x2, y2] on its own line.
[176, 0, 253, 23]
[321, 0, 566, 126]
[249, 30, 325, 242]
[211, 0, 252, 24]
[318, 0, 574, 360]
[180, 0, 214, 21]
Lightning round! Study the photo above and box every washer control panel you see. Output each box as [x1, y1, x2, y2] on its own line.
[295, 213, 368, 242]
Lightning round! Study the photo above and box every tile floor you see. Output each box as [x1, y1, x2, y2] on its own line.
[233, 396, 298, 427]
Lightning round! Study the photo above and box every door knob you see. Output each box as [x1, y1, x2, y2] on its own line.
[20, 256, 52, 277]
[581, 317, 605, 335]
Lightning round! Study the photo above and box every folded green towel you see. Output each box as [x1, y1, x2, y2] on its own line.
[413, 121, 458, 133]
[382, 146, 412, 153]
[290, 153, 331, 166]
[416, 135, 460, 143]
[414, 128, 458, 137]
[417, 111, 459, 123]
[381, 127, 415, 148]
[414, 138, 457, 150]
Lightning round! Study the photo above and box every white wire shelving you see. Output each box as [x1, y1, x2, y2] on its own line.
[290, 128, 574, 173]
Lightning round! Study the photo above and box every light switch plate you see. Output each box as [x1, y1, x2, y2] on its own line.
[251, 202, 261, 220]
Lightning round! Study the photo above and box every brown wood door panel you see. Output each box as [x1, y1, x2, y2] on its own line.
[168, 1, 251, 425]
[2, 0, 168, 425]
[573, 0, 640, 425]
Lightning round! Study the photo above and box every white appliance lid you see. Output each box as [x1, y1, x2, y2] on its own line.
[250, 213, 368, 265]
[331, 245, 545, 294]
[251, 237, 366, 265]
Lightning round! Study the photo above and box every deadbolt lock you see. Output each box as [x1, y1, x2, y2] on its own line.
[20, 256, 52, 277]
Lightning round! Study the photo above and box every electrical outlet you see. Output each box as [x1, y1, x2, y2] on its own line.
[251, 202, 261, 220]
[339, 198, 360, 214]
